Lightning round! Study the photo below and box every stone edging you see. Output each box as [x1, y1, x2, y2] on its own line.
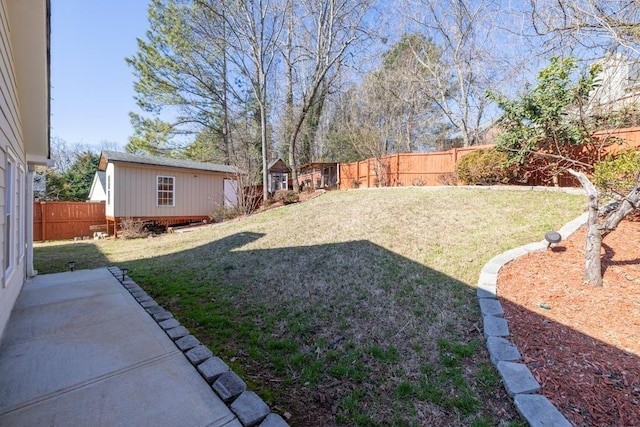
[477, 212, 588, 427]
[106, 267, 289, 427]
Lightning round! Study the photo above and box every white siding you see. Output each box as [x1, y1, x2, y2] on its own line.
[112, 163, 226, 218]
[0, 0, 28, 339]
[106, 163, 114, 217]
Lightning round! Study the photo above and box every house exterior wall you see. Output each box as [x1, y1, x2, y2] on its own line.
[590, 54, 640, 112]
[88, 172, 106, 201]
[106, 163, 114, 217]
[110, 163, 226, 218]
[0, 0, 33, 338]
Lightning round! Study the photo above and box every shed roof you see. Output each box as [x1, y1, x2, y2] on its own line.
[267, 158, 291, 173]
[297, 162, 338, 171]
[99, 151, 237, 174]
[96, 171, 106, 188]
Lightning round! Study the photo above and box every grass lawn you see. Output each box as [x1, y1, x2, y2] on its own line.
[35, 187, 585, 426]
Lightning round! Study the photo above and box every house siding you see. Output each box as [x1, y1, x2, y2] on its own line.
[0, 0, 29, 339]
[112, 163, 226, 218]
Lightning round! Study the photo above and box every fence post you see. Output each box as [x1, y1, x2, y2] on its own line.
[41, 202, 46, 242]
[396, 153, 400, 186]
[453, 147, 458, 164]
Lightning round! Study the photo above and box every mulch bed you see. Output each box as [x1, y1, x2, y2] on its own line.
[497, 218, 640, 426]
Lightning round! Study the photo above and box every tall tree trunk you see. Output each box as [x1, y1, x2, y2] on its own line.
[260, 101, 269, 202]
[221, 15, 230, 166]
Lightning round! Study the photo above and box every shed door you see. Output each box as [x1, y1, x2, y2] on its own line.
[224, 179, 239, 207]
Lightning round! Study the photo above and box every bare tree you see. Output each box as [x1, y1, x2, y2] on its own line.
[198, 0, 285, 201]
[281, 0, 374, 192]
[402, 0, 512, 146]
[529, 0, 640, 55]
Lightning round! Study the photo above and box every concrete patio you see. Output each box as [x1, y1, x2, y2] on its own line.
[0, 268, 240, 426]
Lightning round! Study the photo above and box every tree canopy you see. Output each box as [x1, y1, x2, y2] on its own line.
[488, 57, 602, 180]
[43, 150, 100, 201]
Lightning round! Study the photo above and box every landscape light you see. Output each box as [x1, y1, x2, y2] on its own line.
[121, 267, 130, 281]
[544, 231, 562, 249]
[67, 261, 75, 272]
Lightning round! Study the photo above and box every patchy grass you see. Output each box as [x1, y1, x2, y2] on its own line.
[34, 187, 584, 426]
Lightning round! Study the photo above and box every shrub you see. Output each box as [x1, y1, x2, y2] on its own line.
[210, 206, 244, 223]
[118, 218, 148, 239]
[455, 148, 513, 185]
[436, 172, 457, 186]
[412, 177, 427, 186]
[273, 190, 299, 204]
[351, 179, 362, 189]
[593, 149, 640, 196]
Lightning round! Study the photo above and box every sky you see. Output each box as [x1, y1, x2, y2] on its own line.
[50, 1, 150, 151]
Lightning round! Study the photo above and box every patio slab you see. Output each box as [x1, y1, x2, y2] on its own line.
[0, 268, 238, 427]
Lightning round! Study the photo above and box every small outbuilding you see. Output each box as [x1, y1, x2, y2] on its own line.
[267, 158, 291, 192]
[297, 162, 339, 189]
[98, 151, 238, 236]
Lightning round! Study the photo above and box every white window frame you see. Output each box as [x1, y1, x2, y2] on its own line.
[18, 164, 25, 260]
[156, 175, 175, 207]
[4, 152, 16, 283]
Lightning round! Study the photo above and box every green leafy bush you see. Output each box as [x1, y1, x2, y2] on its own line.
[593, 149, 640, 196]
[455, 148, 513, 185]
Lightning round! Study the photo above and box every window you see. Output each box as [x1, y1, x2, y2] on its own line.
[18, 165, 25, 259]
[4, 154, 15, 280]
[106, 174, 111, 205]
[157, 176, 175, 206]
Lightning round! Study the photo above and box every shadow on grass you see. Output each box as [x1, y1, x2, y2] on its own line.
[33, 232, 639, 426]
[500, 299, 640, 426]
[34, 241, 111, 273]
[85, 232, 516, 426]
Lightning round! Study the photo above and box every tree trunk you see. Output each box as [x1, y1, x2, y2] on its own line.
[583, 198, 604, 286]
[221, 18, 230, 166]
[568, 169, 603, 286]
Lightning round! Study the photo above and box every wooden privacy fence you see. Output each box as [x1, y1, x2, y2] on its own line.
[339, 145, 494, 189]
[34, 201, 106, 241]
[339, 126, 640, 189]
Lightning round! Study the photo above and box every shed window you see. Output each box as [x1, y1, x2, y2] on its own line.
[157, 176, 175, 206]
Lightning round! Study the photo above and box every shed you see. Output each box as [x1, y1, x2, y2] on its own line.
[267, 158, 291, 192]
[98, 151, 237, 235]
[297, 162, 339, 189]
[88, 171, 107, 201]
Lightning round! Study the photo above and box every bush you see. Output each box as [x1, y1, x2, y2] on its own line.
[210, 206, 244, 223]
[118, 218, 148, 239]
[455, 148, 513, 185]
[412, 177, 427, 186]
[273, 190, 299, 204]
[436, 172, 457, 186]
[593, 149, 640, 196]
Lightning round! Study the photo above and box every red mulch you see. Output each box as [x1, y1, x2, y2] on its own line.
[497, 218, 640, 426]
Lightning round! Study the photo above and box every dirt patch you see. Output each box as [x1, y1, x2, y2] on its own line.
[498, 219, 640, 426]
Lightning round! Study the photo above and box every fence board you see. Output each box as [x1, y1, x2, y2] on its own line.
[34, 201, 106, 241]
